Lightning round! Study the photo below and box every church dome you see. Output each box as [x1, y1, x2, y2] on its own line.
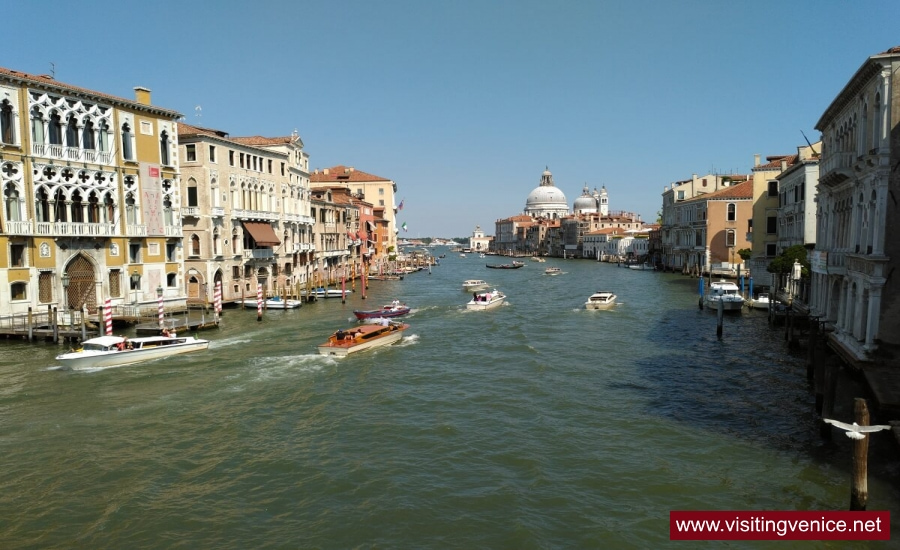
[524, 167, 568, 218]
[573, 185, 597, 213]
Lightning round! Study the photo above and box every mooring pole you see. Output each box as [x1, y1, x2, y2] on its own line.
[716, 298, 724, 339]
[850, 398, 871, 511]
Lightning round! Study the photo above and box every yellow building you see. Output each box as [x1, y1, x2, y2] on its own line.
[0, 66, 182, 317]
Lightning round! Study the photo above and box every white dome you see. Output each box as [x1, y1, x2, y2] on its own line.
[524, 167, 569, 218]
[573, 185, 597, 212]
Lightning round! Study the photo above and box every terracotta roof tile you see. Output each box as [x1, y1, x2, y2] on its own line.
[686, 179, 753, 201]
[310, 165, 391, 182]
[230, 135, 296, 146]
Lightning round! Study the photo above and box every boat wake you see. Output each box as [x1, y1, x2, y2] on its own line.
[395, 334, 419, 347]
[210, 336, 256, 348]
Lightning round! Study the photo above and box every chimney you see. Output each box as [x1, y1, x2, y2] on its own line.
[754, 154, 761, 167]
[134, 86, 152, 106]
[781, 160, 788, 172]
[323, 168, 329, 175]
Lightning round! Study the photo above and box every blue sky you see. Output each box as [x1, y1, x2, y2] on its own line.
[9, 0, 900, 237]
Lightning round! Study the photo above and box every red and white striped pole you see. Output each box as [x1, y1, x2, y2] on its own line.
[256, 283, 263, 322]
[104, 298, 113, 336]
[158, 290, 165, 330]
[214, 280, 222, 323]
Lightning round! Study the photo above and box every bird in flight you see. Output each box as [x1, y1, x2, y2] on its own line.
[823, 419, 893, 440]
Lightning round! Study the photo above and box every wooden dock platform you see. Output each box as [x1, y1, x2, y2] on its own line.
[134, 311, 221, 335]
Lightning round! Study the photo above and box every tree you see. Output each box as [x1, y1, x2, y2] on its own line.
[767, 245, 809, 277]
[737, 248, 752, 261]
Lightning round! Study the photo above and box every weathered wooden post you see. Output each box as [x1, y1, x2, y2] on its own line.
[80, 305, 87, 341]
[851, 398, 871, 511]
[716, 298, 724, 339]
[52, 306, 59, 344]
[27, 307, 33, 341]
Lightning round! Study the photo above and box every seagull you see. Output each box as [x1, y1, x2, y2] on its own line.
[823, 419, 893, 440]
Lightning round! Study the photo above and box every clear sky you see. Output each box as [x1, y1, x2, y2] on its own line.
[8, 0, 900, 238]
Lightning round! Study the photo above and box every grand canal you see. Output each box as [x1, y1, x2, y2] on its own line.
[1, 252, 898, 548]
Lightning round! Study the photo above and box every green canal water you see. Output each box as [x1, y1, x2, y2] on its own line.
[1, 252, 898, 548]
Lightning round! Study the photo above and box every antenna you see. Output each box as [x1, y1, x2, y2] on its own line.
[195, 105, 202, 118]
[49, 62, 55, 78]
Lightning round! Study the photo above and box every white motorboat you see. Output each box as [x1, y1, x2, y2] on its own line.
[241, 297, 302, 309]
[462, 279, 490, 292]
[467, 289, 506, 310]
[545, 267, 562, 276]
[628, 262, 654, 271]
[530, 256, 546, 262]
[704, 280, 744, 311]
[746, 293, 771, 310]
[585, 291, 617, 310]
[317, 321, 409, 357]
[300, 287, 353, 298]
[55, 334, 209, 370]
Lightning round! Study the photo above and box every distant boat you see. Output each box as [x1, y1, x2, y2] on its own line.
[240, 297, 302, 309]
[544, 267, 562, 276]
[300, 287, 353, 298]
[317, 322, 409, 357]
[486, 263, 524, 269]
[462, 279, 490, 292]
[584, 291, 617, 310]
[466, 289, 506, 311]
[353, 301, 411, 320]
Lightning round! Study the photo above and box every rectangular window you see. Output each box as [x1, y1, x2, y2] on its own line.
[379, 188, 384, 195]
[9, 244, 26, 267]
[726, 230, 736, 247]
[186, 144, 196, 162]
[267, 159, 272, 173]
[232, 266, 240, 280]
[166, 243, 176, 262]
[109, 269, 121, 297]
[39, 272, 53, 303]
[766, 216, 777, 234]
[209, 145, 216, 163]
[129, 243, 141, 263]
[379, 199, 384, 206]
[766, 243, 777, 257]
[768, 181, 778, 196]
[240, 153, 245, 168]
[10, 282, 27, 300]
[676, 190, 685, 200]
[229, 150, 235, 166]
[281, 162, 285, 176]
[187, 186, 198, 207]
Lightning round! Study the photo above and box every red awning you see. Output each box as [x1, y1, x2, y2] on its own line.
[242, 221, 280, 247]
[356, 230, 368, 241]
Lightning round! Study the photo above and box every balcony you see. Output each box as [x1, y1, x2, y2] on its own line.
[5, 220, 34, 235]
[126, 224, 147, 237]
[31, 143, 114, 165]
[232, 208, 278, 221]
[164, 225, 182, 237]
[35, 221, 116, 237]
[181, 206, 200, 217]
[243, 248, 274, 260]
[210, 206, 225, 217]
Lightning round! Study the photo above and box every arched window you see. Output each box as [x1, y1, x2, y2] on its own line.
[70, 189, 84, 223]
[725, 229, 736, 247]
[4, 182, 21, 222]
[121, 122, 134, 160]
[104, 193, 115, 223]
[125, 192, 137, 225]
[82, 119, 95, 150]
[0, 100, 14, 144]
[65, 115, 79, 148]
[98, 121, 110, 152]
[87, 191, 100, 223]
[36, 187, 50, 222]
[187, 177, 198, 207]
[159, 130, 170, 165]
[163, 196, 173, 226]
[191, 234, 201, 256]
[53, 188, 67, 222]
[213, 228, 221, 256]
[232, 228, 239, 255]
[48, 112, 63, 145]
[726, 203, 736, 222]
[30, 107, 44, 145]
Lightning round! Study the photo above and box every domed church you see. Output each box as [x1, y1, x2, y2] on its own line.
[524, 167, 569, 219]
[573, 184, 609, 216]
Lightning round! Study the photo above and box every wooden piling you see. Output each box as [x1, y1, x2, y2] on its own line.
[52, 306, 59, 344]
[850, 398, 871, 511]
[80, 305, 86, 341]
[27, 307, 33, 341]
[716, 298, 724, 339]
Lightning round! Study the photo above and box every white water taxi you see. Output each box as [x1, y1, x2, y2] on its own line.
[462, 279, 490, 292]
[317, 321, 409, 357]
[55, 334, 209, 369]
[467, 289, 506, 311]
[545, 267, 562, 276]
[704, 280, 744, 311]
[241, 297, 302, 309]
[585, 291, 617, 310]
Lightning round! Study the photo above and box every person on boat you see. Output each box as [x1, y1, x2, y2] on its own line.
[380, 318, 390, 326]
[125, 338, 134, 350]
[117, 337, 126, 351]
[336, 329, 346, 341]
[391, 299, 400, 308]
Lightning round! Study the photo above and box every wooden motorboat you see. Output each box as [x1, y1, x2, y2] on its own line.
[55, 334, 210, 369]
[353, 301, 411, 320]
[317, 322, 409, 357]
[486, 263, 524, 269]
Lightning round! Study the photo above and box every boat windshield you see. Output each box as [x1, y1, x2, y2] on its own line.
[83, 343, 110, 352]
